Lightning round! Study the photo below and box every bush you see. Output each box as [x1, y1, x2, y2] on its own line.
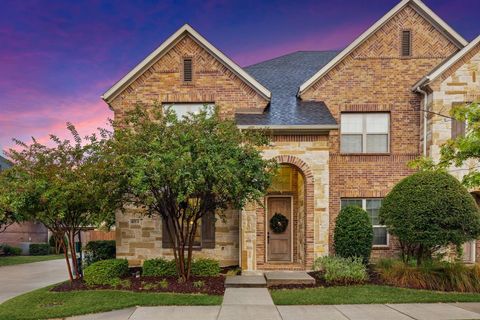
[380, 171, 480, 265]
[314, 256, 368, 284]
[83, 259, 129, 286]
[376, 259, 480, 292]
[29, 243, 50, 256]
[191, 258, 220, 276]
[142, 258, 177, 276]
[0, 244, 22, 256]
[84, 240, 116, 266]
[334, 206, 373, 263]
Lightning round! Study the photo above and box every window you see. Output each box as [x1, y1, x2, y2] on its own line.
[341, 113, 389, 153]
[183, 58, 193, 82]
[401, 30, 412, 57]
[341, 198, 388, 246]
[451, 119, 466, 139]
[269, 165, 293, 192]
[163, 103, 214, 119]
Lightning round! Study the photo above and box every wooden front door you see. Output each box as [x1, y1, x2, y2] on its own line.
[267, 197, 292, 262]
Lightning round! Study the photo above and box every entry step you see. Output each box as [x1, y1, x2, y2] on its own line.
[224, 275, 267, 288]
[264, 271, 315, 287]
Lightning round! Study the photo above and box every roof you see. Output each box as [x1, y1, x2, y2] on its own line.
[298, 0, 468, 96]
[0, 155, 12, 171]
[102, 24, 271, 104]
[236, 51, 339, 127]
[413, 35, 480, 90]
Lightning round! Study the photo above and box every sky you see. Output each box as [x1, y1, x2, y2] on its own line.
[1, 0, 480, 155]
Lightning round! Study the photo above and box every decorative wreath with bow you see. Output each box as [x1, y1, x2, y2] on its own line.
[270, 212, 289, 234]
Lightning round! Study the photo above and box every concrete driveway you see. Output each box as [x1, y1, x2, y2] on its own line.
[0, 258, 68, 303]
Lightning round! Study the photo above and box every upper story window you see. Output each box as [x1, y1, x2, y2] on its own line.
[340, 113, 390, 154]
[183, 58, 193, 82]
[164, 103, 214, 119]
[401, 30, 412, 57]
[451, 119, 466, 139]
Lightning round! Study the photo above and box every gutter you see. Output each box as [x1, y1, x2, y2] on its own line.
[414, 86, 429, 156]
[236, 124, 339, 135]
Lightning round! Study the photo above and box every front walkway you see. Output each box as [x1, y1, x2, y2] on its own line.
[0, 258, 68, 303]
[69, 287, 480, 320]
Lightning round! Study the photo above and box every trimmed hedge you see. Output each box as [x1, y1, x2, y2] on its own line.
[0, 244, 22, 256]
[334, 206, 373, 263]
[142, 258, 221, 276]
[29, 243, 50, 256]
[84, 240, 116, 266]
[314, 256, 368, 284]
[83, 259, 129, 286]
[191, 258, 220, 276]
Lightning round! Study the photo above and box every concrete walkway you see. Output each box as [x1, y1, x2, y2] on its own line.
[0, 258, 68, 303]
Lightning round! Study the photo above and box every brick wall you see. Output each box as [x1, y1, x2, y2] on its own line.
[0, 221, 48, 247]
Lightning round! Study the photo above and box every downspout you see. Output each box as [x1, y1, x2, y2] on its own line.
[415, 87, 428, 157]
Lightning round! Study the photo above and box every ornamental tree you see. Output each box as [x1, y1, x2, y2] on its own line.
[1, 125, 123, 281]
[107, 105, 276, 281]
[380, 171, 480, 265]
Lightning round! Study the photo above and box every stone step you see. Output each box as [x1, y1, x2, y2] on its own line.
[264, 271, 315, 287]
[224, 275, 267, 288]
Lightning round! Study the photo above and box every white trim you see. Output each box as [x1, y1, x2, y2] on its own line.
[265, 195, 294, 263]
[298, 0, 468, 95]
[102, 24, 271, 103]
[413, 35, 480, 90]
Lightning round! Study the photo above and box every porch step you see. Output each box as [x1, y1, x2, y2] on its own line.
[224, 275, 267, 288]
[264, 271, 315, 287]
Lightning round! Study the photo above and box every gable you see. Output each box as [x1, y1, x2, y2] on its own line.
[299, 0, 466, 97]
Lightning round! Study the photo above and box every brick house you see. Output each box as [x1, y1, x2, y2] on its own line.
[102, 0, 480, 270]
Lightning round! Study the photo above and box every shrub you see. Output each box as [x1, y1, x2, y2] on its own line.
[334, 206, 373, 263]
[142, 258, 177, 276]
[29, 243, 50, 256]
[191, 258, 220, 276]
[193, 280, 205, 288]
[380, 171, 480, 265]
[84, 240, 116, 266]
[314, 256, 368, 284]
[83, 259, 129, 286]
[0, 244, 22, 256]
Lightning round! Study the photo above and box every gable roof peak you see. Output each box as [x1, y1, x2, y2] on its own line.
[102, 24, 271, 104]
[298, 0, 468, 96]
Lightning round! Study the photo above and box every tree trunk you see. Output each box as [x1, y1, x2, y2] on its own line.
[61, 237, 74, 282]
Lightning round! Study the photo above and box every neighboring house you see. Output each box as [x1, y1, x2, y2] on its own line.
[102, 0, 480, 270]
[0, 155, 48, 251]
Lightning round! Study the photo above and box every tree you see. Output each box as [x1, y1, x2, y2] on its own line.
[333, 206, 373, 264]
[107, 105, 276, 281]
[380, 171, 480, 265]
[0, 124, 123, 281]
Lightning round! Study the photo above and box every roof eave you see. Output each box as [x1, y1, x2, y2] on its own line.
[237, 124, 338, 134]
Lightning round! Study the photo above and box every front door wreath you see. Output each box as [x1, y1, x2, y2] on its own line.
[270, 212, 289, 233]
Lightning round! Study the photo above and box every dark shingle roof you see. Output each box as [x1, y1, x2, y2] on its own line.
[236, 51, 340, 126]
[0, 155, 12, 171]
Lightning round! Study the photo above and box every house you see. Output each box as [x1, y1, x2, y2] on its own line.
[102, 0, 480, 270]
[0, 155, 49, 251]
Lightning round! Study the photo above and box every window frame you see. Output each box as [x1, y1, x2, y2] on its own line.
[340, 112, 390, 154]
[340, 198, 389, 248]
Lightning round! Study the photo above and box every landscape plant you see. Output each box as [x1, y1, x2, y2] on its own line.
[313, 256, 368, 284]
[83, 240, 116, 266]
[83, 259, 129, 286]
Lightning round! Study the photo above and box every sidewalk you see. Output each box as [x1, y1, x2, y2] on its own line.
[69, 287, 480, 320]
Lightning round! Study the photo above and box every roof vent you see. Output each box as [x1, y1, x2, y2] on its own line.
[401, 30, 412, 57]
[183, 58, 193, 82]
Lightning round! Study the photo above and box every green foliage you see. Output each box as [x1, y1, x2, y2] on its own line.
[191, 258, 220, 276]
[142, 258, 177, 277]
[84, 240, 116, 266]
[376, 259, 480, 292]
[333, 206, 373, 263]
[0, 244, 22, 256]
[313, 256, 368, 284]
[380, 171, 480, 265]
[29, 243, 50, 256]
[159, 279, 169, 289]
[83, 259, 129, 286]
[193, 280, 205, 288]
[106, 105, 276, 280]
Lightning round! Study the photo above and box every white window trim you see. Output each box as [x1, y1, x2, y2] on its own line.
[340, 113, 390, 154]
[341, 198, 389, 248]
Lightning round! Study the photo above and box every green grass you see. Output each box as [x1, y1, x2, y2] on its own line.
[271, 285, 480, 305]
[0, 255, 63, 267]
[0, 285, 222, 320]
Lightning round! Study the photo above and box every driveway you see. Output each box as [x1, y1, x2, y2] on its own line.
[0, 258, 68, 303]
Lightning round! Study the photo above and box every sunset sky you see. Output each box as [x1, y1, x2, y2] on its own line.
[1, 0, 480, 155]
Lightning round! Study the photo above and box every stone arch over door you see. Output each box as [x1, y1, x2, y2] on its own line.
[256, 155, 315, 269]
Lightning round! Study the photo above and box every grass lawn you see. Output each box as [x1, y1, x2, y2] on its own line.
[0, 285, 222, 320]
[271, 285, 480, 305]
[0, 254, 63, 267]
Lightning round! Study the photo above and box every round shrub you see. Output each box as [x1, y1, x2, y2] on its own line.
[142, 258, 176, 276]
[380, 171, 480, 264]
[334, 205, 373, 263]
[0, 244, 22, 256]
[84, 240, 116, 266]
[83, 259, 129, 286]
[29, 243, 50, 256]
[191, 258, 220, 276]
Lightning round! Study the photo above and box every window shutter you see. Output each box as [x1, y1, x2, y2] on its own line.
[401, 30, 412, 57]
[451, 119, 466, 139]
[183, 58, 193, 82]
[162, 218, 174, 248]
[201, 211, 216, 249]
